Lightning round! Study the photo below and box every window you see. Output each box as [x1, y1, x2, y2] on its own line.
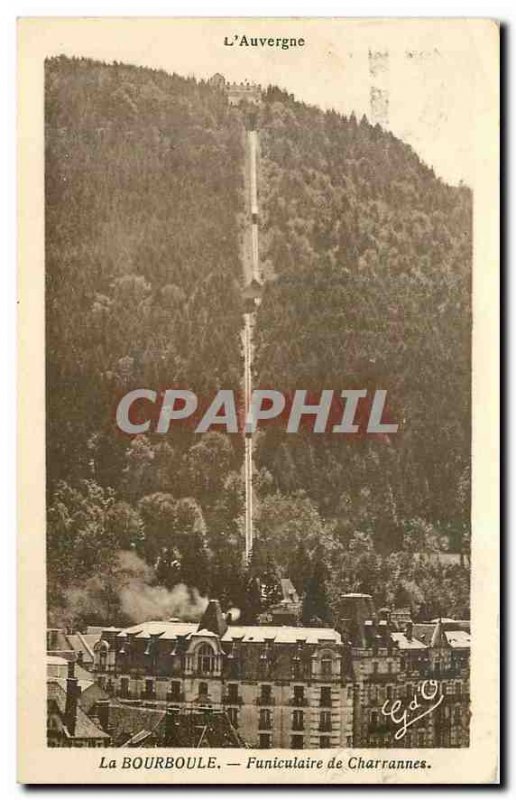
[293, 685, 304, 706]
[259, 733, 271, 749]
[145, 679, 155, 698]
[321, 656, 332, 678]
[198, 681, 208, 699]
[227, 683, 239, 703]
[320, 687, 332, 707]
[291, 735, 304, 749]
[259, 708, 272, 730]
[319, 710, 332, 732]
[260, 684, 272, 704]
[120, 677, 129, 698]
[169, 681, 181, 701]
[197, 644, 215, 675]
[370, 711, 379, 728]
[347, 685, 354, 700]
[292, 710, 304, 731]
[320, 736, 330, 748]
[386, 685, 393, 700]
[372, 662, 379, 674]
[260, 645, 271, 678]
[292, 655, 302, 680]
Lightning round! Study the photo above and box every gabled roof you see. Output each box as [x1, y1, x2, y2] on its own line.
[47, 681, 109, 740]
[107, 702, 167, 746]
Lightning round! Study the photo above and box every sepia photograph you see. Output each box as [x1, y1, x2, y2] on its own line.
[17, 16, 499, 784]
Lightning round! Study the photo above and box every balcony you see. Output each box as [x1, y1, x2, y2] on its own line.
[256, 697, 276, 706]
[292, 721, 305, 732]
[223, 695, 243, 706]
[289, 697, 308, 707]
[166, 692, 185, 703]
[258, 718, 273, 731]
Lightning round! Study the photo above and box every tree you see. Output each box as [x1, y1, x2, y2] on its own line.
[301, 547, 332, 625]
[47, 480, 124, 624]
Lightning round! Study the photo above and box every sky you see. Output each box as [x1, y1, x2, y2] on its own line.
[22, 17, 497, 186]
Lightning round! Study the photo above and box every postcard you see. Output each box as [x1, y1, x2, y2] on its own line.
[17, 17, 499, 784]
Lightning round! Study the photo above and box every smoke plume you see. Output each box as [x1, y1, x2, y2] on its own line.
[56, 550, 209, 627]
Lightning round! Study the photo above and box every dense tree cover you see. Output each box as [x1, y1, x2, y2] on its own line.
[254, 87, 471, 553]
[45, 58, 470, 628]
[46, 56, 244, 492]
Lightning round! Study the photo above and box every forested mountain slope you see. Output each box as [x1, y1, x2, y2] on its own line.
[255, 86, 471, 553]
[45, 58, 471, 628]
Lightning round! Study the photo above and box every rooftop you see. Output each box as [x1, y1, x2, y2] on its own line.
[47, 681, 109, 740]
[115, 620, 342, 645]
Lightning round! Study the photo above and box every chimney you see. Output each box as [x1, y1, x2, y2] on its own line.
[64, 659, 80, 737]
[47, 628, 63, 652]
[164, 707, 179, 745]
[197, 600, 228, 638]
[95, 699, 110, 733]
[405, 621, 413, 641]
[338, 594, 376, 648]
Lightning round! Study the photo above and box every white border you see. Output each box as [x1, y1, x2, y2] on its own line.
[3, 2, 507, 798]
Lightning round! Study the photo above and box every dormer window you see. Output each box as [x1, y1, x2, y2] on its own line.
[259, 644, 271, 678]
[197, 643, 215, 675]
[321, 656, 332, 678]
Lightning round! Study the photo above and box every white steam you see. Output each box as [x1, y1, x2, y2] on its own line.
[120, 580, 208, 623]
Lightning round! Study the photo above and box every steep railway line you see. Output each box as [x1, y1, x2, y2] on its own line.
[242, 125, 262, 561]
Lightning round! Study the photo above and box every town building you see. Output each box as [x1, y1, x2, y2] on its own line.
[48, 594, 470, 749]
[47, 657, 110, 747]
[208, 74, 262, 106]
[91, 600, 354, 749]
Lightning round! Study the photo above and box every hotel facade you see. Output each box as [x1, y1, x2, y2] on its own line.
[84, 594, 470, 749]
